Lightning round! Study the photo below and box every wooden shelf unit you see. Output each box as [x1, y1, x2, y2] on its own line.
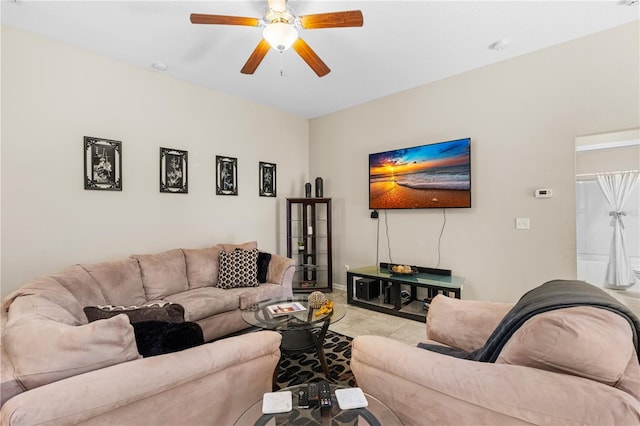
[286, 198, 333, 293]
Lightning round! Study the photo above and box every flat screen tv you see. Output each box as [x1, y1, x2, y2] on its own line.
[369, 138, 471, 209]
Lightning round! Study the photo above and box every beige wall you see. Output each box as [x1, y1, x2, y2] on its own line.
[2, 22, 639, 302]
[309, 21, 640, 302]
[576, 129, 640, 176]
[0, 26, 309, 297]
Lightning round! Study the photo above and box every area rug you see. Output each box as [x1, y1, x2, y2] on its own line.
[274, 330, 356, 390]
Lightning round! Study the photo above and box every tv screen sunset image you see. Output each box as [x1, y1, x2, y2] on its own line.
[369, 138, 471, 209]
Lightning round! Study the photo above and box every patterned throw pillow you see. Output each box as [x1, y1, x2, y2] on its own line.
[218, 248, 259, 289]
[84, 302, 185, 324]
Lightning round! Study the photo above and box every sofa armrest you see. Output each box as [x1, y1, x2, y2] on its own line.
[1, 338, 24, 408]
[1, 313, 24, 408]
[427, 295, 513, 352]
[352, 335, 640, 426]
[266, 253, 295, 298]
[3, 313, 141, 391]
[0, 331, 282, 426]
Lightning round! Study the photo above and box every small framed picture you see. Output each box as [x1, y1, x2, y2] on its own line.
[259, 162, 277, 197]
[216, 155, 238, 195]
[160, 148, 188, 193]
[84, 136, 122, 191]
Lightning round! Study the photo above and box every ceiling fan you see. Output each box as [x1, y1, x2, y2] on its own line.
[190, 0, 363, 77]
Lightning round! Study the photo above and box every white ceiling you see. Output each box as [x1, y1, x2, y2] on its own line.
[2, 1, 638, 118]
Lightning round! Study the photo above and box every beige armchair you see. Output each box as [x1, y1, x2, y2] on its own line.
[351, 291, 640, 425]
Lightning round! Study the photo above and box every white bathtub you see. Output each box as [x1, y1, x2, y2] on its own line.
[577, 254, 609, 286]
[577, 253, 640, 294]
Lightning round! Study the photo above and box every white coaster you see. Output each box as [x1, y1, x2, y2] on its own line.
[335, 387, 368, 410]
[262, 391, 292, 414]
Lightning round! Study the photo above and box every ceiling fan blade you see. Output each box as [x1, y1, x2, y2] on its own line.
[241, 39, 271, 74]
[299, 10, 363, 29]
[190, 13, 260, 27]
[292, 38, 330, 77]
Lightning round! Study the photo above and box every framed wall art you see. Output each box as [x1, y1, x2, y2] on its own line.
[160, 147, 188, 193]
[259, 161, 276, 197]
[84, 136, 122, 191]
[216, 155, 238, 195]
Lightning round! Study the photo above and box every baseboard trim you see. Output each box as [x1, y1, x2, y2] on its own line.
[333, 283, 346, 292]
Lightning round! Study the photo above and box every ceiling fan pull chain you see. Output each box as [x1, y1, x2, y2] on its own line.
[280, 51, 285, 77]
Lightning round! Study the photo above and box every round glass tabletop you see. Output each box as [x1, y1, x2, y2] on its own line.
[234, 384, 402, 426]
[241, 296, 346, 331]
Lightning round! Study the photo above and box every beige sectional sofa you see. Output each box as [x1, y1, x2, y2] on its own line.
[0, 241, 295, 425]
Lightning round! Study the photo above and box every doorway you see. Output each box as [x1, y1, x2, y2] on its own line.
[575, 129, 640, 297]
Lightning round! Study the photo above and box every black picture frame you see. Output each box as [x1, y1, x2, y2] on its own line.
[160, 148, 188, 193]
[259, 162, 277, 197]
[84, 136, 122, 191]
[216, 155, 238, 195]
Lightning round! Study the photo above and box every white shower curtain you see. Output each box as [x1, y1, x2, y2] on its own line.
[596, 171, 639, 288]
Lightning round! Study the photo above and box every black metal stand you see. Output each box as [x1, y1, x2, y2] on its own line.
[347, 264, 462, 322]
[279, 314, 332, 377]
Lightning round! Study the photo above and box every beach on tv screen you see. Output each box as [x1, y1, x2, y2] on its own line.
[369, 138, 471, 209]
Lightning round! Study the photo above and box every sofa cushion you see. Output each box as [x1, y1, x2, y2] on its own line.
[257, 252, 271, 284]
[266, 254, 295, 285]
[50, 265, 107, 311]
[226, 284, 287, 309]
[2, 314, 140, 390]
[218, 249, 259, 289]
[3, 276, 88, 325]
[133, 249, 189, 300]
[496, 306, 634, 385]
[220, 241, 258, 252]
[84, 303, 185, 324]
[182, 246, 222, 289]
[6, 294, 80, 326]
[81, 258, 147, 306]
[164, 287, 240, 322]
[132, 321, 204, 357]
[426, 296, 513, 352]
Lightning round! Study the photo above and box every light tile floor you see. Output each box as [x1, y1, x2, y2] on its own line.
[328, 289, 427, 346]
[327, 288, 640, 346]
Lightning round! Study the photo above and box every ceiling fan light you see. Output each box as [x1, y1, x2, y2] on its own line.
[263, 22, 298, 52]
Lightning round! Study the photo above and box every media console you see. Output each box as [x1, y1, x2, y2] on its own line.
[346, 264, 464, 322]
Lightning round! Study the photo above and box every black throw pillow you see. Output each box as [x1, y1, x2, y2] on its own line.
[132, 321, 204, 357]
[257, 252, 272, 283]
[84, 303, 185, 324]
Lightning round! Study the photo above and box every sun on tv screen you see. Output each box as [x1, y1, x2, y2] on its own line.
[369, 138, 471, 209]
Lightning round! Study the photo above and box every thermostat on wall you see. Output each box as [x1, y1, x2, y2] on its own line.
[535, 189, 553, 198]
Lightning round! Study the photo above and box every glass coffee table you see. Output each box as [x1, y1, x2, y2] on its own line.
[234, 383, 402, 426]
[242, 296, 346, 377]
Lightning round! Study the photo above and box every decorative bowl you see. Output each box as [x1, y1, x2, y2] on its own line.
[308, 291, 327, 309]
[389, 264, 417, 276]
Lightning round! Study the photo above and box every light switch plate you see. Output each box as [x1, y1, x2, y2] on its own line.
[516, 218, 530, 230]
